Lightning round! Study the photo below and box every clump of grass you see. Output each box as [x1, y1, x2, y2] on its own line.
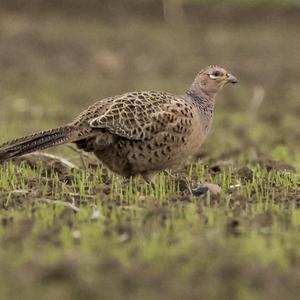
[0, 157, 299, 299]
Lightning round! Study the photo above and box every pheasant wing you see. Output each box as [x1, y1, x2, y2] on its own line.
[88, 91, 192, 141]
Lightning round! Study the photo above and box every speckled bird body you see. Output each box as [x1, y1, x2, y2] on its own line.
[73, 91, 206, 179]
[0, 66, 238, 181]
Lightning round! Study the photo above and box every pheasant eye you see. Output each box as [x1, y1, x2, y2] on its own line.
[209, 70, 221, 79]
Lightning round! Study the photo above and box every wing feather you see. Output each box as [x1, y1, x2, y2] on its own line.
[82, 91, 193, 140]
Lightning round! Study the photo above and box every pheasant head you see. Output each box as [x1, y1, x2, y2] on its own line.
[189, 65, 238, 99]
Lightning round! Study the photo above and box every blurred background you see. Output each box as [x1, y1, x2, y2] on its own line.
[1, 2, 300, 300]
[0, 0, 300, 168]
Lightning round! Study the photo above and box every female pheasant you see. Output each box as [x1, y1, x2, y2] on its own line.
[0, 65, 238, 182]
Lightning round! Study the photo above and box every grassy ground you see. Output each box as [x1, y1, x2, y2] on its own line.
[0, 5, 300, 300]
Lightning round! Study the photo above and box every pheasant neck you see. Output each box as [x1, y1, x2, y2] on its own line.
[185, 88, 215, 135]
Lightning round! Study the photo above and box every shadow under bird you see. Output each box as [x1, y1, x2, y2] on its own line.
[0, 65, 238, 183]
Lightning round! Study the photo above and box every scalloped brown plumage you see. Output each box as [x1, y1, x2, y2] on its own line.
[0, 66, 237, 182]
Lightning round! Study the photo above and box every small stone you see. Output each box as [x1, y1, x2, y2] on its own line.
[90, 208, 103, 221]
[91, 210, 99, 221]
[203, 182, 221, 195]
[192, 183, 209, 196]
[72, 230, 81, 240]
[138, 196, 146, 203]
[119, 233, 129, 243]
[192, 182, 221, 196]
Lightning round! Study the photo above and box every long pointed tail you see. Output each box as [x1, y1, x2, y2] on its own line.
[0, 125, 75, 162]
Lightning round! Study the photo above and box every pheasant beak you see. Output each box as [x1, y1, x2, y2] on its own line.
[227, 73, 238, 84]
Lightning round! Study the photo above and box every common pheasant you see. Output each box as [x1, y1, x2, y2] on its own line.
[0, 66, 238, 182]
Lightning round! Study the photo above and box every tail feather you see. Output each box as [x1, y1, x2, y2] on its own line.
[0, 125, 74, 162]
